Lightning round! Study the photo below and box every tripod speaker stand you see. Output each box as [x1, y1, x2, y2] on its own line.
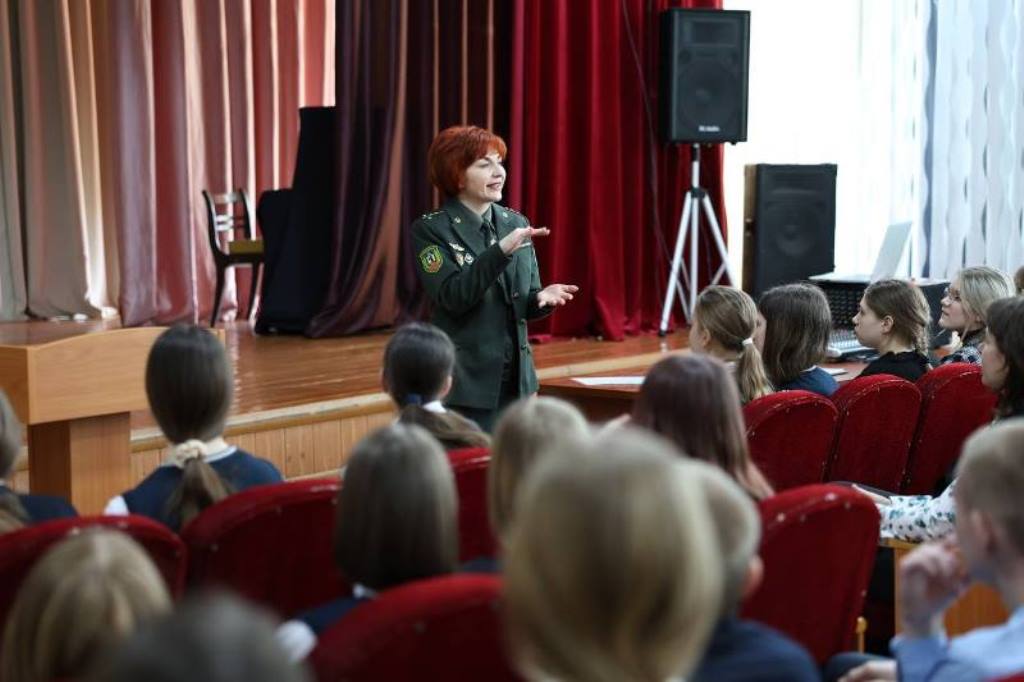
[658, 143, 735, 335]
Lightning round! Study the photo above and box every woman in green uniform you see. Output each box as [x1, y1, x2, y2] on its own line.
[410, 126, 578, 431]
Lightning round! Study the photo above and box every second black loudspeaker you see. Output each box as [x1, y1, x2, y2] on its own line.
[659, 9, 750, 144]
[742, 164, 837, 299]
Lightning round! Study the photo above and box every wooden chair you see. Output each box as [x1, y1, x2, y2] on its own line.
[203, 189, 264, 326]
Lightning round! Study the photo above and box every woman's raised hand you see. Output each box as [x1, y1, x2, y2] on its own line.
[499, 226, 550, 255]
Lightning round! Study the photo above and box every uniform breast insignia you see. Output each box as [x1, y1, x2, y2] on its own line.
[448, 242, 465, 252]
[418, 245, 444, 274]
[453, 216, 462, 224]
[464, 253, 475, 264]
[454, 252, 465, 266]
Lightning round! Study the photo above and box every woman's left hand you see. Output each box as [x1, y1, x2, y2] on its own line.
[537, 284, 579, 308]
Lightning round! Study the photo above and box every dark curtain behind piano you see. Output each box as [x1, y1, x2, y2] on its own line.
[312, 0, 725, 340]
[307, 0, 511, 337]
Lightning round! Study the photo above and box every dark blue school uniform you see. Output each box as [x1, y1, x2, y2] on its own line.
[779, 367, 839, 397]
[461, 556, 501, 574]
[0, 485, 77, 522]
[297, 595, 371, 635]
[120, 448, 281, 529]
[692, 616, 820, 682]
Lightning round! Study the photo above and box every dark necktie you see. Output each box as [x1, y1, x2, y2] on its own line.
[481, 220, 498, 247]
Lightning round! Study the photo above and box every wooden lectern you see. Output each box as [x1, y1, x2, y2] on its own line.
[0, 328, 165, 514]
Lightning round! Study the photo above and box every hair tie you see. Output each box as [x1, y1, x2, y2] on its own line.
[741, 337, 755, 347]
[168, 439, 208, 469]
[404, 393, 423, 406]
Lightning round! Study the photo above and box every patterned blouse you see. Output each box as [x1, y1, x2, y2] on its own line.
[939, 329, 985, 366]
[878, 480, 956, 542]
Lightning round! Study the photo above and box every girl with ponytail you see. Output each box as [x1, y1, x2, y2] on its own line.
[690, 286, 774, 404]
[0, 390, 76, 532]
[104, 325, 282, 530]
[383, 323, 490, 450]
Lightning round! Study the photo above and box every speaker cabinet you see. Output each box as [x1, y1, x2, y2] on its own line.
[743, 164, 838, 299]
[659, 9, 750, 144]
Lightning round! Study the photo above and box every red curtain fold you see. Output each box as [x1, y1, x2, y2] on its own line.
[508, 0, 727, 341]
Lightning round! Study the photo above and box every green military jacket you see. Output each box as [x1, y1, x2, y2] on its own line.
[411, 197, 550, 410]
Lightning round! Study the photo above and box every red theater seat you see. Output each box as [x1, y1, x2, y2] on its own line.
[447, 447, 496, 562]
[309, 574, 520, 682]
[181, 479, 346, 619]
[827, 375, 922, 490]
[0, 515, 186, 633]
[742, 484, 880, 664]
[744, 390, 839, 490]
[902, 363, 996, 494]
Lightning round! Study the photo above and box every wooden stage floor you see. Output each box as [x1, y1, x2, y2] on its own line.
[1, 319, 688, 490]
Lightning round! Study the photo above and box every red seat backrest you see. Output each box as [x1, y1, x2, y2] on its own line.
[744, 390, 839, 491]
[0, 515, 186, 634]
[902, 363, 996, 494]
[741, 484, 880, 664]
[309, 574, 521, 682]
[447, 447, 496, 563]
[827, 375, 922, 490]
[180, 479, 346, 619]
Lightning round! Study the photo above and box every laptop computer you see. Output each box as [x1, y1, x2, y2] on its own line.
[824, 222, 912, 359]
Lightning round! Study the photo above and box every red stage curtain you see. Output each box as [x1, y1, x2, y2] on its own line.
[0, 0, 334, 325]
[507, 0, 726, 340]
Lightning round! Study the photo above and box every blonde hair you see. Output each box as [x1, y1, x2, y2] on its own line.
[956, 266, 1016, 335]
[955, 419, 1024, 557]
[1, 530, 171, 682]
[695, 286, 774, 403]
[684, 460, 761, 613]
[488, 397, 590, 540]
[504, 428, 722, 682]
[862, 279, 931, 353]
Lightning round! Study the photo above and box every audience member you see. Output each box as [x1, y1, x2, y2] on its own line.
[104, 325, 282, 529]
[861, 295, 1024, 543]
[92, 593, 310, 682]
[383, 322, 490, 449]
[755, 283, 838, 396]
[632, 354, 774, 500]
[839, 419, 1024, 681]
[504, 428, 723, 682]
[853, 279, 933, 382]
[688, 460, 819, 682]
[938, 266, 1015, 366]
[276, 423, 458, 660]
[0, 389, 76, 530]
[690, 285, 775, 404]
[0, 530, 171, 682]
[473, 396, 590, 571]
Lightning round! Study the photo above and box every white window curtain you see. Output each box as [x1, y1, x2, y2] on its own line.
[927, 0, 1024, 278]
[723, 0, 1024, 283]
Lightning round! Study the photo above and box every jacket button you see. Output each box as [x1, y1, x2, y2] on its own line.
[512, 292, 520, 299]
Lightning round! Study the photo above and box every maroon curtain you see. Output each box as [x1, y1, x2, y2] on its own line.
[507, 0, 726, 341]
[313, 0, 726, 340]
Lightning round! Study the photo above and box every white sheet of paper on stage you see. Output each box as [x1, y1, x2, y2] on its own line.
[572, 376, 645, 386]
[824, 367, 847, 376]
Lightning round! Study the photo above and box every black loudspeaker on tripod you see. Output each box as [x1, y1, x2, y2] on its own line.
[659, 9, 750, 144]
[656, 9, 750, 333]
[742, 164, 838, 299]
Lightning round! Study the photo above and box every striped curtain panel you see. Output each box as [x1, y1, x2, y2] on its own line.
[0, 0, 334, 325]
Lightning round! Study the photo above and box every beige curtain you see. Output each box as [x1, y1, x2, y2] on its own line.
[0, 0, 334, 324]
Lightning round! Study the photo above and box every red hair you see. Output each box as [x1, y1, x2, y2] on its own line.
[428, 126, 508, 197]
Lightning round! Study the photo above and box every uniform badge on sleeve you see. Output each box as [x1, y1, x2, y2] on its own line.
[419, 245, 444, 274]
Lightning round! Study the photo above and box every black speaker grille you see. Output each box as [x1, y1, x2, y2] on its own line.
[659, 9, 750, 144]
